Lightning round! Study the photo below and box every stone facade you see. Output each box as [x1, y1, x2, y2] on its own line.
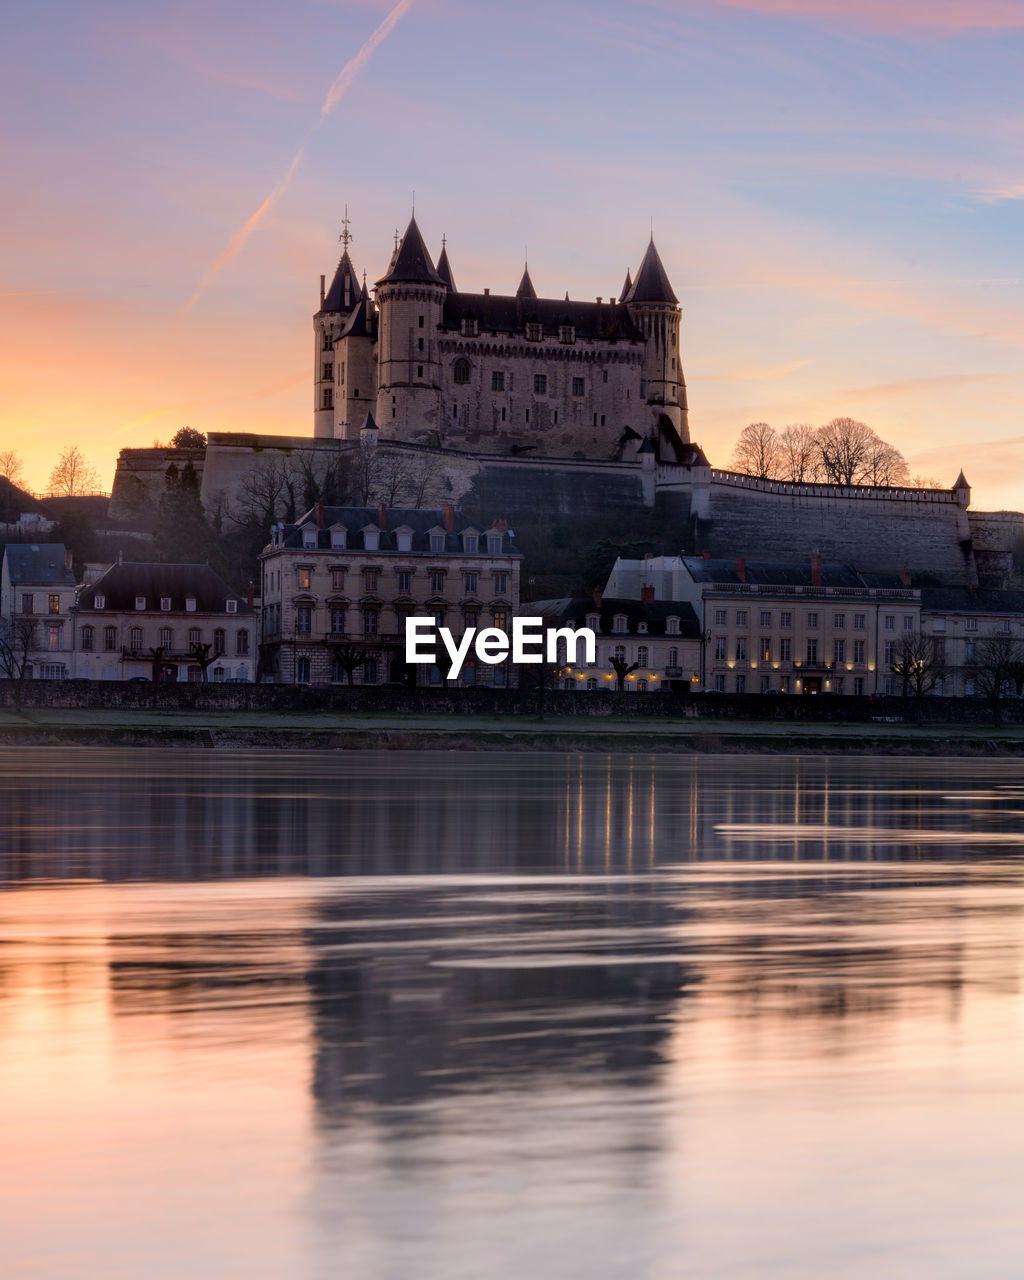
[259, 502, 522, 687]
[920, 588, 1024, 699]
[0, 543, 77, 680]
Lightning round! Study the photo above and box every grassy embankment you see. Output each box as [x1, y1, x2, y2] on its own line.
[0, 706, 1022, 754]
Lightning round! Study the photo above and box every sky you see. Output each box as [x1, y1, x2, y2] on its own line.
[1, 0, 1023, 506]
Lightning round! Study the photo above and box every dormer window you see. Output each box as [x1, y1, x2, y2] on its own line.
[637, 622, 648, 634]
[135, 596, 146, 611]
[559, 324, 575, 344]
[430, 532, 445, 553]
[185, 596, 197, 613]
[586, 613, 600, 632]
[302, 527, 317, 549]
[364, 529, 380, 551]
[613, 613, 627, 633]
[396, 530, 413, 553]
[160, 596, 171, 611]
[525, 322, 542, 342]
[667, 616, 680, 635]
[94, 594, 105, 610]
[487, 534, 502, 554]
[462, 533, 478, 554]
[330, 526, 346, 549]
[226, 599, 238, 614]
[460, 316, 478, 338]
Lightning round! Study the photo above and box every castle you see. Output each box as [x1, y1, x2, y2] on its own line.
[109, 210, 1024, 592]
[312, 216, 689, 459]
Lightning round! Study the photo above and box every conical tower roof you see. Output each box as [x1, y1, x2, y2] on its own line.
[516, 265, 537, 299]
[340, 291, 374, 339]
[627, 239, 678, 305]
[378, 217, 443, 285]
[322, 250, 361, 312]
[436, 243, 456, 291]
[619, 269, 633, 302]
[953, 470, 970, 490]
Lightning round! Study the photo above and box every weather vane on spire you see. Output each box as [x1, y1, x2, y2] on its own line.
[339, 204, 353, 249]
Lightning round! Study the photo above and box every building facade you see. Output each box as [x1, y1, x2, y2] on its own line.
[920, 588, 1024, 698]
[74, 562, 256, 682]
[0, 543, 78, 679]
[530, 595, 702, 691]
[312, 217, 688, 457]
[260, 502, 522, 686]
[606, 553, 921, 694]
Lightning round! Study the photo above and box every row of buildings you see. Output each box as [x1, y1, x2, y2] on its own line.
[4, 503, 1024, 696]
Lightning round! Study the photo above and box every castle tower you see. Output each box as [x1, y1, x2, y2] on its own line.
[625, 238, 688, 442]
[314, 221, 362, 438]
[375, 217, 447, 440]
[334, 280, 378, 440]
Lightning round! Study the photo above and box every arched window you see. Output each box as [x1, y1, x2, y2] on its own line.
[453, 357, 471, 384]
[637, 646, 649, 667]
[296, 657, 311, 684]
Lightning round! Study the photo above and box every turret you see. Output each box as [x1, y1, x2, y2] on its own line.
[314, 220, 362, 438]
[625, 238, 688, 441]
[953, 470, 971, 509]
[374, 216, 446, 439]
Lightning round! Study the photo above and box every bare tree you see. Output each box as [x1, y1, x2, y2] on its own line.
[815, 418, 875, 486]
[0, 449, 24, 486]
[47, 446, 101, 497]
[610, 653, 640, 691]
[909, 474, 944, 490]
[329, 642, 371, 686]
[889, 632, 944, 723]
[0, 619, 37, 707]
[862, 437, 910, 487]
[730, 422, 781, 479]
[970, 638, 1024, 728]
[188, 641, 217, 683]
[778, 424, 820, 482]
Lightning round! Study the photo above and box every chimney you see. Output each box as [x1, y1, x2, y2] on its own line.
[735, 557, 746, 582]
[899, 567, 912, 587]
[64, 547, 73, 571]
[644, 552, 653, 560]
[483, 287, 490, 296]
[702, 550, 711, 561]
[117, 549, 123, 566]
[641, 585, 655, 603]
[596, 297, 602, 305]
[320, 275, 325, 307]
[247, 580, 255, 608]
[442, 503, 455, 533]
[592, 588, 602, 608]
[377, 502, 387, 530]
[315, 499, 324, 528]
[811, 554, 822, 587]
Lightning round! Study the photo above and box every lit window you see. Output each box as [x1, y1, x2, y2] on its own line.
[296, 568, 311, 590]
[48, 594, 61, 615]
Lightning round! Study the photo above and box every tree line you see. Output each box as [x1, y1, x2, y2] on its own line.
[729, 418, 940, 489]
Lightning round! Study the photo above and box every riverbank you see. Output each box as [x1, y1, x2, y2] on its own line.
[0, 707, 1021, 754]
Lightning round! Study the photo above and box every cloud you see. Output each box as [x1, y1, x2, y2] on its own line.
[711, 0, 1024, 33]
[179, 0, 416, 315]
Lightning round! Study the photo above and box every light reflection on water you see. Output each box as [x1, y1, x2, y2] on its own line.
[2, 749, 1024, 1278]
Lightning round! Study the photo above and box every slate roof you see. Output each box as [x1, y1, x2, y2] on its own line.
[441, 292, 644, 341]
[529, 596, 701, 638]
[682, 557, 908, 590]
[3, 543, 75, 586]
[339, 291, 375, 339]
[625, 239, 678, 305]
[921, 587, 1024, 614]
[516, 266, 537, 299]
[618, 269, 632, 302]
[436, 244, 457, 291]
[321, 250, 361, 312]
[77, 563, 254, 614]
[273, 506, 521, 556]
[377, 217, 443, 286]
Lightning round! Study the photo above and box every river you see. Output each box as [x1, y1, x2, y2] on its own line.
[2, 748, 1023, 1278]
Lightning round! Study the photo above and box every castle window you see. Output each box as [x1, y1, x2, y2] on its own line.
[760, 610, 771, 628]
[572, 377, 584, 396]
[715, 610, 727, 626]
[735, 674, 746, 694]
[714, 637, 727, 660]
[833, 613, 845, 629]
[322, 388, 333, 409]
[807, 639, 819, 664]
[761, 638, 771, 662]
[613, 614, 627, 634]
[999, 618, 1011, 633]
[322, 362, 333, 381]
[853, 640, 865, 663]
[417, 365, 423, 378]
[602, 370, 608, 383]
[418, 316, 424, 328]
[736, 610, 748, 627]
[330, 606, 346, 634]
[525, 322, 542, 341]
[340, 363, 345, 383]
[322, 333, 333, 351]
[833, 639, 845, 664]
[780, 611, 792, 628]
[533, 374, 547, 394]
[780, 638, 791, 661]
[363, 609, 380, 636]
[559, 324, 575, 344]
[492, 372, 504, 392]
[296, 657, 311, 684]
[418, 338, 424, 351]
[904, 616, 914, 631]
[807, 612, 818, 628]
[586, 613, 599, 632]
[884, 614, 895, 630]
[461, 317, 479, 337]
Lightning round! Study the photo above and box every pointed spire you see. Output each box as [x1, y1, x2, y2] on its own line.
[379, 216, 443, 285]
[516, 264, 537, 299]
[436, 238, 457, 291]
[322, 249, 361, 312]
[564, 291, 570, 302]
[627, 238, 677, 305]
[340, 290, 373, 339]
[619, 269, 633, 302]
[953, 470, 970, 491]
[359, 409, 378, 432]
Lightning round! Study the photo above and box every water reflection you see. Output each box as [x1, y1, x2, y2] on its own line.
[2, 750, 1024, 1278]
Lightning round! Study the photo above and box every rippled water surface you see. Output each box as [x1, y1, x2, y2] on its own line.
[2, 748, 1024, 1278]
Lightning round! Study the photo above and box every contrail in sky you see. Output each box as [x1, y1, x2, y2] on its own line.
[179, 0, 415, 316]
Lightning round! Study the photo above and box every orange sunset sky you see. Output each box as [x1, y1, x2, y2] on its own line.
[2, 0, 1023, 506]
